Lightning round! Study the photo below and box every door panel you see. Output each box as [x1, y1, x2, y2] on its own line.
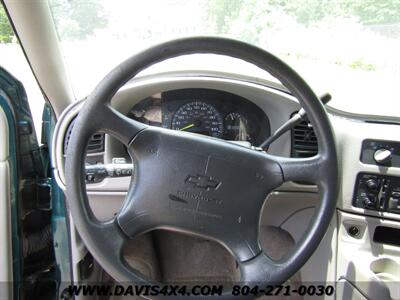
[0, 106, 13, 300]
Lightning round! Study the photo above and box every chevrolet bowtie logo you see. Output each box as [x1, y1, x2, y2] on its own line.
[185, 175, 221, 190]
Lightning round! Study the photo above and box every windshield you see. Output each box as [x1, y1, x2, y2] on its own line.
[49, 0, 400, 117]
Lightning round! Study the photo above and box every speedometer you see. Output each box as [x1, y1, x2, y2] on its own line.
[171, 101, 224, 138]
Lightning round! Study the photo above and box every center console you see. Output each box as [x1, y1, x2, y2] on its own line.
[353, 139, 400, 214]
[353, 173, 400, 213]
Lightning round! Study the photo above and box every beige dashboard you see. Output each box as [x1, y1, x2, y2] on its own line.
[52, 72, 400, 218]
[52, 71, 400, 298]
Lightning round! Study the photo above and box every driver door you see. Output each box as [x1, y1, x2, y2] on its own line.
[0, 66, 71, 300]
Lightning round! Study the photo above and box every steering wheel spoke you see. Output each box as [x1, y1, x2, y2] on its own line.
[225, 228, 287, 285]
[97, 104, 146, 146]
[116, 194, 162, 238]
[88, 220, 152, 282]
[269, 154, 326, 185]
[239, 252, 284, 284]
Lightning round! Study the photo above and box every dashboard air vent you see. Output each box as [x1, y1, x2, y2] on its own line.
[63, 118, 105, 154]
[291, 116, 318, 158]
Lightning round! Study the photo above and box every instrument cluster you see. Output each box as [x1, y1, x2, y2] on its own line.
[128, 88, 270, 146]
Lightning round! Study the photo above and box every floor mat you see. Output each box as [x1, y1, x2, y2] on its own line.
[154, 230, 240, 283]
[119, 226, 302, 299]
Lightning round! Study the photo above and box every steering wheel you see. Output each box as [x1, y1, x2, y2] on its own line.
[65, 37, 338, 297]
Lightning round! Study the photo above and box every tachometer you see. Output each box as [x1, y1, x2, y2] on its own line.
[171, 101, 224, 138]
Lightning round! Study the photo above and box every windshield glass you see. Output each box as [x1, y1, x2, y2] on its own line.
[49, 0, 400, 117]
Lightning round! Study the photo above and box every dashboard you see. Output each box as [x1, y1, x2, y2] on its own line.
[52, 72, 400, 222]
[127, 88, 270, 146]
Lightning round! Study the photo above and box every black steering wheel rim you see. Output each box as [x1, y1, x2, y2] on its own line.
[65, 37, 338, 297]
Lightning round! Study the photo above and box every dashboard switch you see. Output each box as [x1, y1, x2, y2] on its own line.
[363, 197, 376, 209]
[112, 157, 127, 164]
[366, 179, 378, 191]
[373, 148, 392, 165]
[360, 140, 399, 167]
[353, 173, 400, 215]
[85, 160, 133, 183]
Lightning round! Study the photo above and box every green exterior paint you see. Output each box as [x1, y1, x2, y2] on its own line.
[43, 103, 73, 296]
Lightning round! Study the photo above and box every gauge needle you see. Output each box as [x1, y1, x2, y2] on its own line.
[179, 123, 195, 131]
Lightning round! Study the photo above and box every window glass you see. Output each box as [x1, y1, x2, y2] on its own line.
[0, 4, 46, 142]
